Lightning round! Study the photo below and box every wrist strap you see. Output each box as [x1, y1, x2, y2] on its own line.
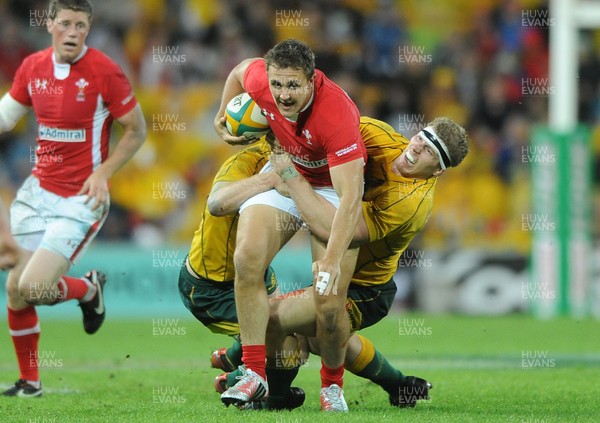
[280, 166, 300, 182]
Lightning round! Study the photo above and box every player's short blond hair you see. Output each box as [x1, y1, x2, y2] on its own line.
[49, 0, 93, 23]
[428, 117, 469, 167]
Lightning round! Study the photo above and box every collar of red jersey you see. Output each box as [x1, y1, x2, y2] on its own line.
[52, 45, 88, 66]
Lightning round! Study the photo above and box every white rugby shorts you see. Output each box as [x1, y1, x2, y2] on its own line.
[239, 161, 340, 219]
[10, 175, 109, 264]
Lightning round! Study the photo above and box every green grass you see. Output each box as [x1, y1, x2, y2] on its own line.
[1, 314, 599, 422]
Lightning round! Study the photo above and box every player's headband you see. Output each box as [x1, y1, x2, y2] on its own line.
[420, 126, 451, 170]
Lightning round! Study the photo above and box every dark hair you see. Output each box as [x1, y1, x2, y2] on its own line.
[264, 39, 315, 80]
[428, 117, 469, 167]
[49, 0, 93, 22]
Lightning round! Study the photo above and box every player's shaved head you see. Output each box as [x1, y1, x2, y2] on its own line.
[265, 39, 315, 80]
[49, 0, 93, 23]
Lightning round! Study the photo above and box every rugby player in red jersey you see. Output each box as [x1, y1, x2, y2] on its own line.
[214, 39, 366, 411]
[0, 0, 146, 397]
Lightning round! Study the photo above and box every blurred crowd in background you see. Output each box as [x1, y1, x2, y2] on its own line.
[0, 0, 598, 251]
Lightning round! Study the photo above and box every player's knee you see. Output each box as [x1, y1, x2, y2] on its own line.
[233, 244, 267, 277]
[314, 293, 344, 311]
[316, 307, 341, 334]
[17, 277, 54, 304]
[5, 275, 22, 302]
[17, 280, 37, 304]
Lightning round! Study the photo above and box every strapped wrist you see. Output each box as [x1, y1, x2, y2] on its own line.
[280, 166, 300, 182]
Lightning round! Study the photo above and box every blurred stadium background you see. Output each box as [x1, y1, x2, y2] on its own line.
[0, 0, 598, 318]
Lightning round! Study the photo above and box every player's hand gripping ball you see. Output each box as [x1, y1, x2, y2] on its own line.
[225, 93, 270, 139]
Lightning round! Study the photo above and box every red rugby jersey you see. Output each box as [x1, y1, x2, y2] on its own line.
[9, 46, 137, 197]
[244, 59, 365, 187]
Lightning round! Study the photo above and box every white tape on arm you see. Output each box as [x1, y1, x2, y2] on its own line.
[315, 271, 330, 294]
[0, 93, 29, 133]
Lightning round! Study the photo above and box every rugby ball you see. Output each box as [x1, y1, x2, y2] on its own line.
[225, 93, 270, 139]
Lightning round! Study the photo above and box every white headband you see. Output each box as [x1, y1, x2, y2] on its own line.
[419, 126, 451, 170]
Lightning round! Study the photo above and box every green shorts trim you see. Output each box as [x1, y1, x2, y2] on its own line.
[346, 278, 397, 332]
[178, 260, 277, 336]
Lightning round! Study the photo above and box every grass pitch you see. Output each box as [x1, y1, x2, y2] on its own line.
[0, 313, 599, 422]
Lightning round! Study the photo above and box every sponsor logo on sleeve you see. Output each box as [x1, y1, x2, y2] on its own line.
[335, 143, 358, 157]
[121, 92, 135, 106]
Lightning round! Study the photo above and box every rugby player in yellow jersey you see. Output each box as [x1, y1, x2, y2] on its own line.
[207, 115, 469, 410]
[178, 140, 310, 408]
[178, 137, 420, 410]
[180, 116, 469, 409]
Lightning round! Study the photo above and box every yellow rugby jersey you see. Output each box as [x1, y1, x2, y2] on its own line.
[352, 117, 437, 286]
[187, 140, 271, 282]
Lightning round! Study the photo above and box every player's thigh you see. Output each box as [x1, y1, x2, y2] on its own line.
[11, 176, 108, 266]
[18, 213, 105, 287]
[337, 247, 359, 293]
[19, 248, 70, 289]
[236, 205, 299, 265]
